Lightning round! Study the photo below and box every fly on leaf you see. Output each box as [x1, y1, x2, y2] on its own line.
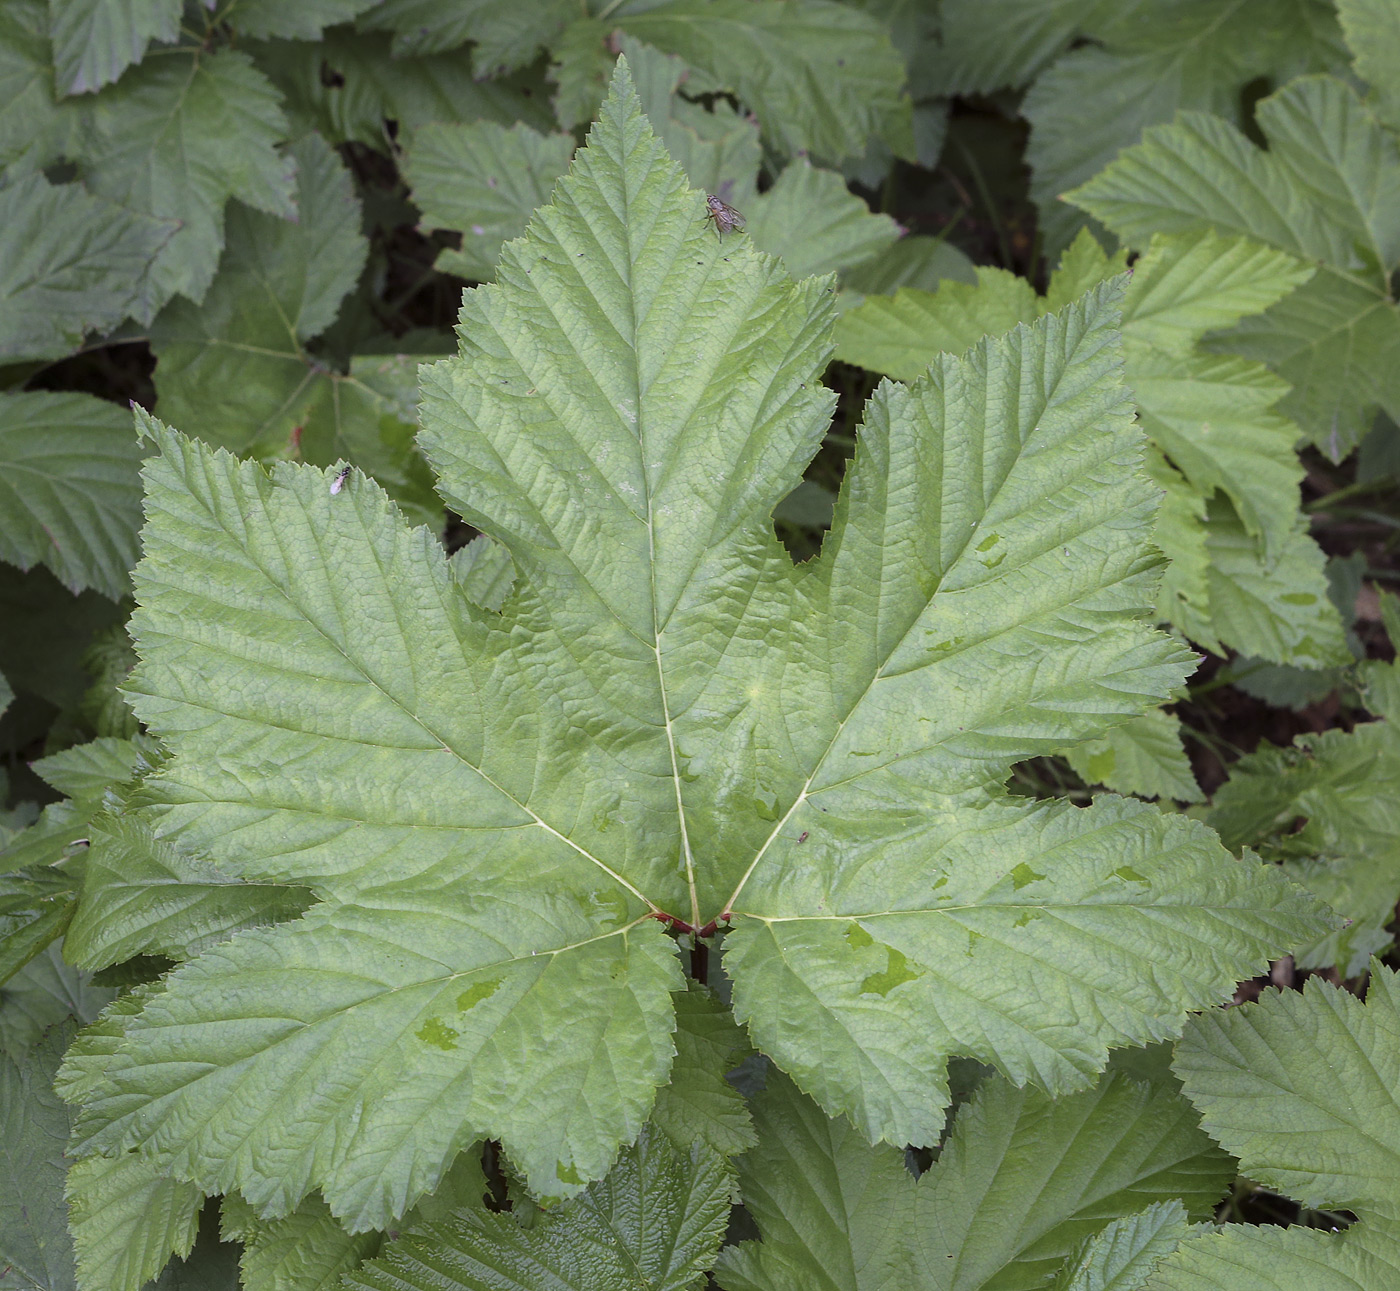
[705, 193, 745, 236]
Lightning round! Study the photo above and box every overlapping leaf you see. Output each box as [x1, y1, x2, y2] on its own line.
[833, 228, 1346, 679]
[60, 64, 1330, 1246]
[0, 392, 144, 599]
[0, 175, 173, 362]
[71, 48, 296, 315]
[715, 1069, 1231, 1290]
[46, 0, 179, 95]
[1070, 73, 1400, 458]
[151, 132, 439, 524]
[1141, 968, 1400, 1287]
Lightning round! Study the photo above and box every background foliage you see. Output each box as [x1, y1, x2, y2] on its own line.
[2, 2, 1399, 1290]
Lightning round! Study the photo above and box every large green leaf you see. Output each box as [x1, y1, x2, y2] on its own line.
[72, 48, 296, 315]
[0, 943, 112, 1060]
[46, 0, 179, 96]
[715, 1069, 1232, 1290]
[1147, 968, 1400, 1287]
[1070, 75, 1400, 457]
[0, 392, 144, 600]
[929, 0, 1109, 96]
[0, 175, 173, 362]
[222, 0, 379, 41]
[344, 1128, 733, 1291]
[61, 63, 1329, 1240]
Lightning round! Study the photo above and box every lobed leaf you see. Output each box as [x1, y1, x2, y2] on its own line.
[63, 64, 1334, 1240]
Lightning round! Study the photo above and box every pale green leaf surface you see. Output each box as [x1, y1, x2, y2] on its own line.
[65, 815, 314, 972]
[0, 1, 80, 172]
[344, 1128, 733, 1291]
[713, 1073, 912, 1291]
[616, 0, 912, 163]
[223, 0, 379, 40]
[448, 536, 516, 614]
[617, 34, 761, 209]
[0, 392, 144, 599]
[743, 160, 900, 281]
[650, 986, 756, 1158]
[251, 29, 555, 150]
[220, 1192, 380, 1291]
[65, 65, 1330, 1229]
[1051, 1200, 1197, 1291]
[0, 175, 173, 362]
[717, 1068, 1232, 1291]
[1338, 0, 1400, 129]
[31, 735, 153, 803]
[46, 0, 179, 95]
[1210, 719, 1400, 976]
[73, 49, 296, 314]
[403, 120, 574, 283]
[1147, 968, 1400, 1288]
[1197, 499, 1349, 668]
[66, 1150, 202, 1291]
[1064, 708, 1202, 804]
[356, 0, 573, 73]
[1068, 77, 1400, 455]
[833, 268, 1038, 379]
[839, 236, 977, 307]
[0, 1022, 77, 1291]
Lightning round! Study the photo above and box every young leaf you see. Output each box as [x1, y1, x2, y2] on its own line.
[0, 392, 144, 600]
[716, 1069, 1232, 1290]
[1050, 1200, 1202, 1291]
[1153, 967, 1400, 1286]
[403, 120, 574, 283]
[72, 49, 296, 315]
[1069, 75, 1400, 457]
[0, 175, 173, 362]
[64, 62, 1330, 1233]
[1064, 708, 1202, 804]
[344, 1128, 733, 1291]
[46, 0, 179, 96]
[220, 1191, 382, 1291]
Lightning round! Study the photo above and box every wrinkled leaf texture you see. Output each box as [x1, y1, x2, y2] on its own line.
[62, 61, 1331, 1239]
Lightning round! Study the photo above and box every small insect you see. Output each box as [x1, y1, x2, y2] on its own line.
[798, 831, 809, 844]
[705, 193, 745, 236]
[330, 465, 351, 495]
